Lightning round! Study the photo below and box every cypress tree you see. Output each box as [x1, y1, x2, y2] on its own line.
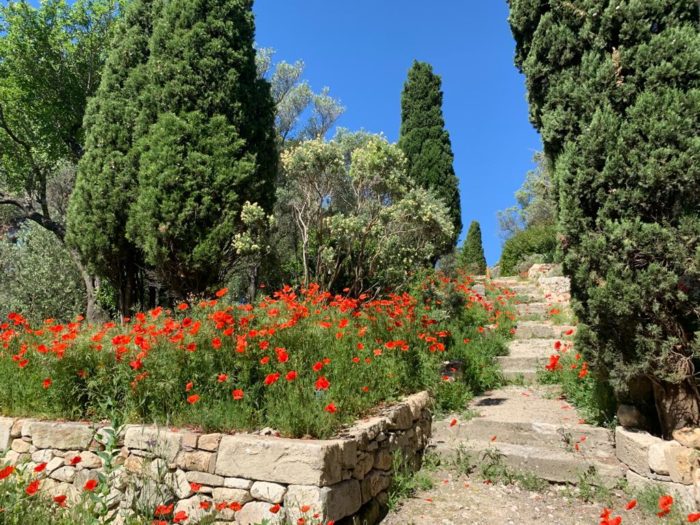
[66, 0, 158, 315]
[399, 61, 462, 248]
[459, 221, 487, 275]
[126, 0, 277, 297]
[508, 1, 700, 434]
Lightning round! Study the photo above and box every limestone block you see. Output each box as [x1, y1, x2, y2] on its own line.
[649, 441, 673, 475]
[236, 501, 286, 525]
[223, 477, 254, 490]
[615, 426, 663, 475]
[360, 470, 391, 504]
[285, 480, 361, 523]
[31, 449, 54, 464]
[181, 432, 198, 450]
[0, 417, 14, 450]
[45, 456, 64, 474]
[212, 487, 252, 505]
[199, 433, 222, 451]
[664, 443, 697, 485]
[374, 450, 392, 471]
[74, 468, 99, 488]
[124, 426, 182, 462]
[169, 469, 192, 499]
[186, 471, 225, 487]
[674, 428, 700, 450]
[50, 466, 76, 483]
[251, 481, 286, 503]
[626, 469, 695, 509]
[124, 455, 144, 474]
[387, 404, 413, 431]
[174, 495, 214, 524]
[11, 439, 30, 454]
[176, 450, 215, 473]
[404, 391, 432, 421]
[29, 422, 94, 450]
[215, 434, 345, 486]
[353, 452, 375, 480]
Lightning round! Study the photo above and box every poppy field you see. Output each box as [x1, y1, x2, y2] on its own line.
[0, 273, 516, 439]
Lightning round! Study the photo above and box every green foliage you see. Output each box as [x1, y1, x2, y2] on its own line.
[278, 135, 455, 294]
[499, 224, 557, 276]
[459, 221, 487, 275]
[387, 451, 434, 511]
[508, 0, 700, 431]
[399, 61, 462, 248]
[0, 223, 85, 324]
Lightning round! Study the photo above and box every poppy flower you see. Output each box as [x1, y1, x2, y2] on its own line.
[264, 373, 280, 386]
[286, 370, 297, 381]
[25, 479, 40, 496]
[187, 394, 200, 405]
[53, 494, 67, 507]
[0, 466, 14, 479]
[315, 376, 330, 391]
[173, 510, 188, 523]
[325, 403, 337, 414]
[83, 479, 98, 492]
[42, 378, 52, 389]
[229, 501, 242, 511]
[312, 361, 323, 372]
[450, 418, 457, 427]
[70, 455, 82, 465]
[688, 513, 700, 522]
[200, 500, 211, 510]
[189, 482, 202, 492]
[211, 337, 222, 349]
[217, 373, 228, 383]
[624, 499, 636, 511]
[215, 288, 228, 298]
[155, 504, 174, 517]
[269, 504, 281, 514]
[185, 382, 193, 392]
[275, 347, 289, 363]
[300, 505, 311, 513]
[232, 389, 244, 400]
[34, 462, 47, 473]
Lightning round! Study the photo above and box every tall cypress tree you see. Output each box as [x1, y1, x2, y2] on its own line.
[399, 61, 462, 248]
[66, 0, 158, 315]
[127, 0, 277, 297]
[509, 1, 700, 434]
[459, 221, 487, 275]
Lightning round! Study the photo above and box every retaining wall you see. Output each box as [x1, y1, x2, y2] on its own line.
[0, 391, 432, 524]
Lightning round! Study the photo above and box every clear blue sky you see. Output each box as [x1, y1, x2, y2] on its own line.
[254, 1, 542, 265]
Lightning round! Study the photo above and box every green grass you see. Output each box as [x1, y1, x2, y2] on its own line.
[387, 452, 435, 511]
[477, 448, 548, 492]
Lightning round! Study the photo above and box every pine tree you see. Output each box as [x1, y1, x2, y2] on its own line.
[126, 0, 277, 297]
[66, 0, 158, 315]
[508, 0, 700, 434]
[399, 61, 462, 248]
[459, 221, 487, 275]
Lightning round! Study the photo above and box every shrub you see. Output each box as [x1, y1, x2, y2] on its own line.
[499, 224, 557, 276]
[0, 275, 515, 439]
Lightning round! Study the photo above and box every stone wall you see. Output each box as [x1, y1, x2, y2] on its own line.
[527, 263, 570, 303]
[0, 391, 432, 524]
[615, 427, 700, 510]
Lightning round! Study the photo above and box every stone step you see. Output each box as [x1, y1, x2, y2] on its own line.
[432, 440, 626, 487]
[501, 369, 538, 383]
[497, 355, 546, 371]
[434, 417, 615, 457]
[508, 338, 563, 355]
[516, 302, 554, 318]
[514, 321, 575, 340]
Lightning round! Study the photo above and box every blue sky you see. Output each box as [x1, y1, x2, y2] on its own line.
[254, 1, 542, 264]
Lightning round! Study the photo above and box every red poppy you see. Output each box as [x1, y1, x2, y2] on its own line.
[624, 499, 636, 511]
[275, 347, 289, 363]
[325, 403, 337, 414]
[185, 381, 193, 392]
[286, 370, 297, 381]
[42, 378, 52, 389]
[215, 288, 229, 298]
[189, 482, 202, 492]
[155, 503, 174, 517]
[688, 513, 700, 523]
[0, 466, 14, 480]
[217, 373, 228, 383]
[229, 502, 242, 511]
[315, 376, 330, 390]
[34, 462, 47, 473]
[200, 500, 211, 510]
[269, 504, 281, 514]
[187, 394, 200, 405]
[232, 389, 244, 400]
[211, 337, 222, 349]
[312, 361, 323, 372]
[25, 479, 40, 496]
[83, 479, 98, 492]
[264, 373, 280, 386]
[449, 418, 457, 427]
[70, 455, 82, 465]
[173, 510, 188, 523]
[53, 494, 67, 507]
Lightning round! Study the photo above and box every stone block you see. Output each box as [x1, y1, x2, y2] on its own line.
[215, 434, 345, 486]
[626, 469, 695, 509]
[649, 441, 673, 475]
[404, 391, 432, 421]
[11, 439, 30, 454]
[251, 481, 286, 503]
[665, 442, 697, 485]
[169, 469, 192, 499]
[387, 404, 413, 431]
[50, 466, 76, 483]
[285, 480, 361, 523]
[224, 477, 254, 490]
[0, 417, 14, 451]
[615, 426, 663, 475]
[360, 471, 391, 503]
[212, 487, 252, 505]
[29, 422, 94, 450]
[186, 471, 225, 487]
[674, 428, 700, 450]
[176, 450, 215, 473]
[174, 495, 214, 524]
[236, 501, 285, 525]
[199, 433, 222, 451]
[124, 426, 182, 462]
[374, 450, 392, 471]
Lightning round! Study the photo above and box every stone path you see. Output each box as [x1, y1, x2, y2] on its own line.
[383, 268, 632, 524]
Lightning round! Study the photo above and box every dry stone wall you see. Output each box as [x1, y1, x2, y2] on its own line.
[615, 426, 700, 510]
[0, 391, 431, 524]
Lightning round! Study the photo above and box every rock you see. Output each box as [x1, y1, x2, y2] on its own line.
[285, 480, 362, 523]
[215, 434, 346, 486]
[223, 477, 254, 489]
[236, 501, 286, 525]
[212, 487, 252, 505]
[361, 471, 391, 503]
[74, 468, 100, 488]
[0, 417, 14, 450]
[176, 450, 215, 473]
[50, 466, 76, 483]
[374, 450, 392, 471]
[169, 469, 192, 499]
[29, 422, 94, 450]
[673, 428, 700, 450]
[146, 458, 169, 480]
[251, 481, 286, 503]
[3, 451, 24, 465]
[181, 432, 198, 450]
[648, 441, 672, 475]
[174, 496, 214, 524]
[353, 452, 375, 480]
[664, 442, 697, 484]
[124, 455, 144, 474]
[198, 434, 222, 451]
[31, 449, 54, 464]
[45, 456, 64, 474]
[70, 451, 103, 470]
[387, 404, 413, 431]
[186, 471, 225, 487]
[11, 439, 30, 453]
[626, 469, 695, 509]
[124, 426, 182, 463]
[694, 466, 700, 509]
[616, 405, 650, 431]
[615, 426, 663, 475]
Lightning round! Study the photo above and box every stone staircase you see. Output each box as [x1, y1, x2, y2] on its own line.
[431, 266, 626, 488]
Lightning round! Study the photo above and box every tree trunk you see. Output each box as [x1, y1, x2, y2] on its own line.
[652, 379, 700, 438]
[69, 249, 108, 323]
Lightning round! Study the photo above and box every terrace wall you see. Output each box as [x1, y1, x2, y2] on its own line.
[0, 391, 431, 524]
